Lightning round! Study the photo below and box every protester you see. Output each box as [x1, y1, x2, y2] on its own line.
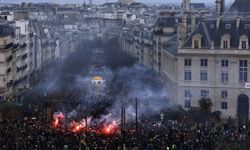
[1, 115, 250, 150]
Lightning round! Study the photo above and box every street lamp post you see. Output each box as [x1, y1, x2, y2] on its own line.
[121, 105, 126, 150]
[135, 97, 139, 147]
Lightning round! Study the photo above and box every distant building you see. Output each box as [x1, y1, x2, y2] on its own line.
[190, 3, 206, 10]
[118, 0, 135, 5]
[229, 0, 250, 13]
[0, 24, 28, 97]
[182, 0, 190, 12]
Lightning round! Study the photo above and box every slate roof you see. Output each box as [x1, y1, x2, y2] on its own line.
[155, 17, 177, 28]
[183, 18, 250, 49]
[228, 0, 250, 13]
[190, 3, 206, 9]
[128, 2, 147, 9]
[0, 24, 14, 37]
[163, 35, 178, 56]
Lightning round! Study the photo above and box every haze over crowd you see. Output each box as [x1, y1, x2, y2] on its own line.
[1, 0, 232, 5]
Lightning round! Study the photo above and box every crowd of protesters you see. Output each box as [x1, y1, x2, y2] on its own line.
[1, 62, 250, 149]
[1, 114, 250, 150]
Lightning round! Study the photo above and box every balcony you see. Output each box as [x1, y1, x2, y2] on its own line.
[21, 54, 28, 60]
[6, 80, 13, 87]
[13, 75, 28, 86]
[17, 66, 22, 73]
[22, 64, 27, 70]
[20, 43, 27, 49]
[4, 43, 13, 49]
[6, 55, 12, 62]
[6, 68, 11, 74]
[12, 44, 19, 50]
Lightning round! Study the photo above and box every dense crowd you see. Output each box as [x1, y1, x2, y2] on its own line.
[1, 116, 250, 150]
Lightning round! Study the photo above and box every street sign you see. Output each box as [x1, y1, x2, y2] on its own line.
[245, 83, 250, 88]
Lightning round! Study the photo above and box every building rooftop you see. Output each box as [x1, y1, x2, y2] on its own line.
[190, 3, 206, 10]
[228, 0, 250, 13]
[163, 35, 178, 56]
[0, 24, 14, 37]
[183, 18, 250, 49]
[155, 17, 177, 28]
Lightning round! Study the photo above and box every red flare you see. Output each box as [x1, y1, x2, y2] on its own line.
[53, 118, 59, 128]
[102, 121, 119, 135]
[70, 120, 86, 133]
[52, 112, 65, 128]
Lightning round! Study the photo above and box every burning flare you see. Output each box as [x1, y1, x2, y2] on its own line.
[52, 112, 65, 128]
[102, 120, 119, 135]
[70, 120, 86, 133]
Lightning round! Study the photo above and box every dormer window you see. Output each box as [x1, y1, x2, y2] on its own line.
[194, 40, 199, 49]
[242, 41, 247, 49]
[220, 34, 231, 49]
[239, 35, 249, 50]
[192, 33, 201, 49]
[223, 40, 228, 49]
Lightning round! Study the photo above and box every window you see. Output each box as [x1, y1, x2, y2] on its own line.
[221, 72, 229, 82]
[201, 90, 209, 97]
[200, 70, 208, 81]
[221, 91, 228, 99]
[184, 100, 191, 108]
[184, 70, 192, 81]
[184, 58, 192, 66]
[221, 102, 227, 110]
[225, 24, 231, 29]
[223, 40, 228, 49]
[194, 40, 199, 49]
[200, 59, 208, 67]
[244, 24, 250, 30]
[221, 35, 231, 49]
[184, 89, 192, 98]
[221, 60, 229, 67]
[242, 41, 247, 50]
[239, 60, 248, 82]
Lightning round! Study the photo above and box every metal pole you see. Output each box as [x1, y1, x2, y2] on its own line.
[85, 115, 88, 134]
[123, 107, 126, 126]
[65, 104, 68, 130]
[123, 107, 126, 150]
[32, 72, 34, 99]
[121, 106, 123, 149]
[135, 97, 138, 146]
[121, 106, 126, 150]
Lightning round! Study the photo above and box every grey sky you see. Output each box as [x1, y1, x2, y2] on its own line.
[1, 0, 234, 5]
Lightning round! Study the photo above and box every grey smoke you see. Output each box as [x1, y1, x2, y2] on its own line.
[38, 38, 171, 124]
[99, 64, 171, 123]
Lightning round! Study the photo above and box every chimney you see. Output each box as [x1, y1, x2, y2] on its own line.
[179, 15, 187, 47]
[221, 0, 225, 14]
[215, 0, 221, 16]
[216, 16, 221, 30]
[182, 0, 190, 12]
[191, 15, 196, 32]
[236, 17, 241, 28]
[216, 0, 225, 16]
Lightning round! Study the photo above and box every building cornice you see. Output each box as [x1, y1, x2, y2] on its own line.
[178, 48, 250, 56]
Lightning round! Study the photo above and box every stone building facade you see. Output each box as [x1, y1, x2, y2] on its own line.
[177, 17, 250, 119]
[121, 1, 250, 119]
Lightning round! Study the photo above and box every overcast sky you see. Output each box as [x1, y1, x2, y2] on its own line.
[1, 0, 233, 5]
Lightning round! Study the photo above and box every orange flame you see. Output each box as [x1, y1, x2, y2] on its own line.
[71, 121, 86, 133]
[103, 121, 119, 135]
